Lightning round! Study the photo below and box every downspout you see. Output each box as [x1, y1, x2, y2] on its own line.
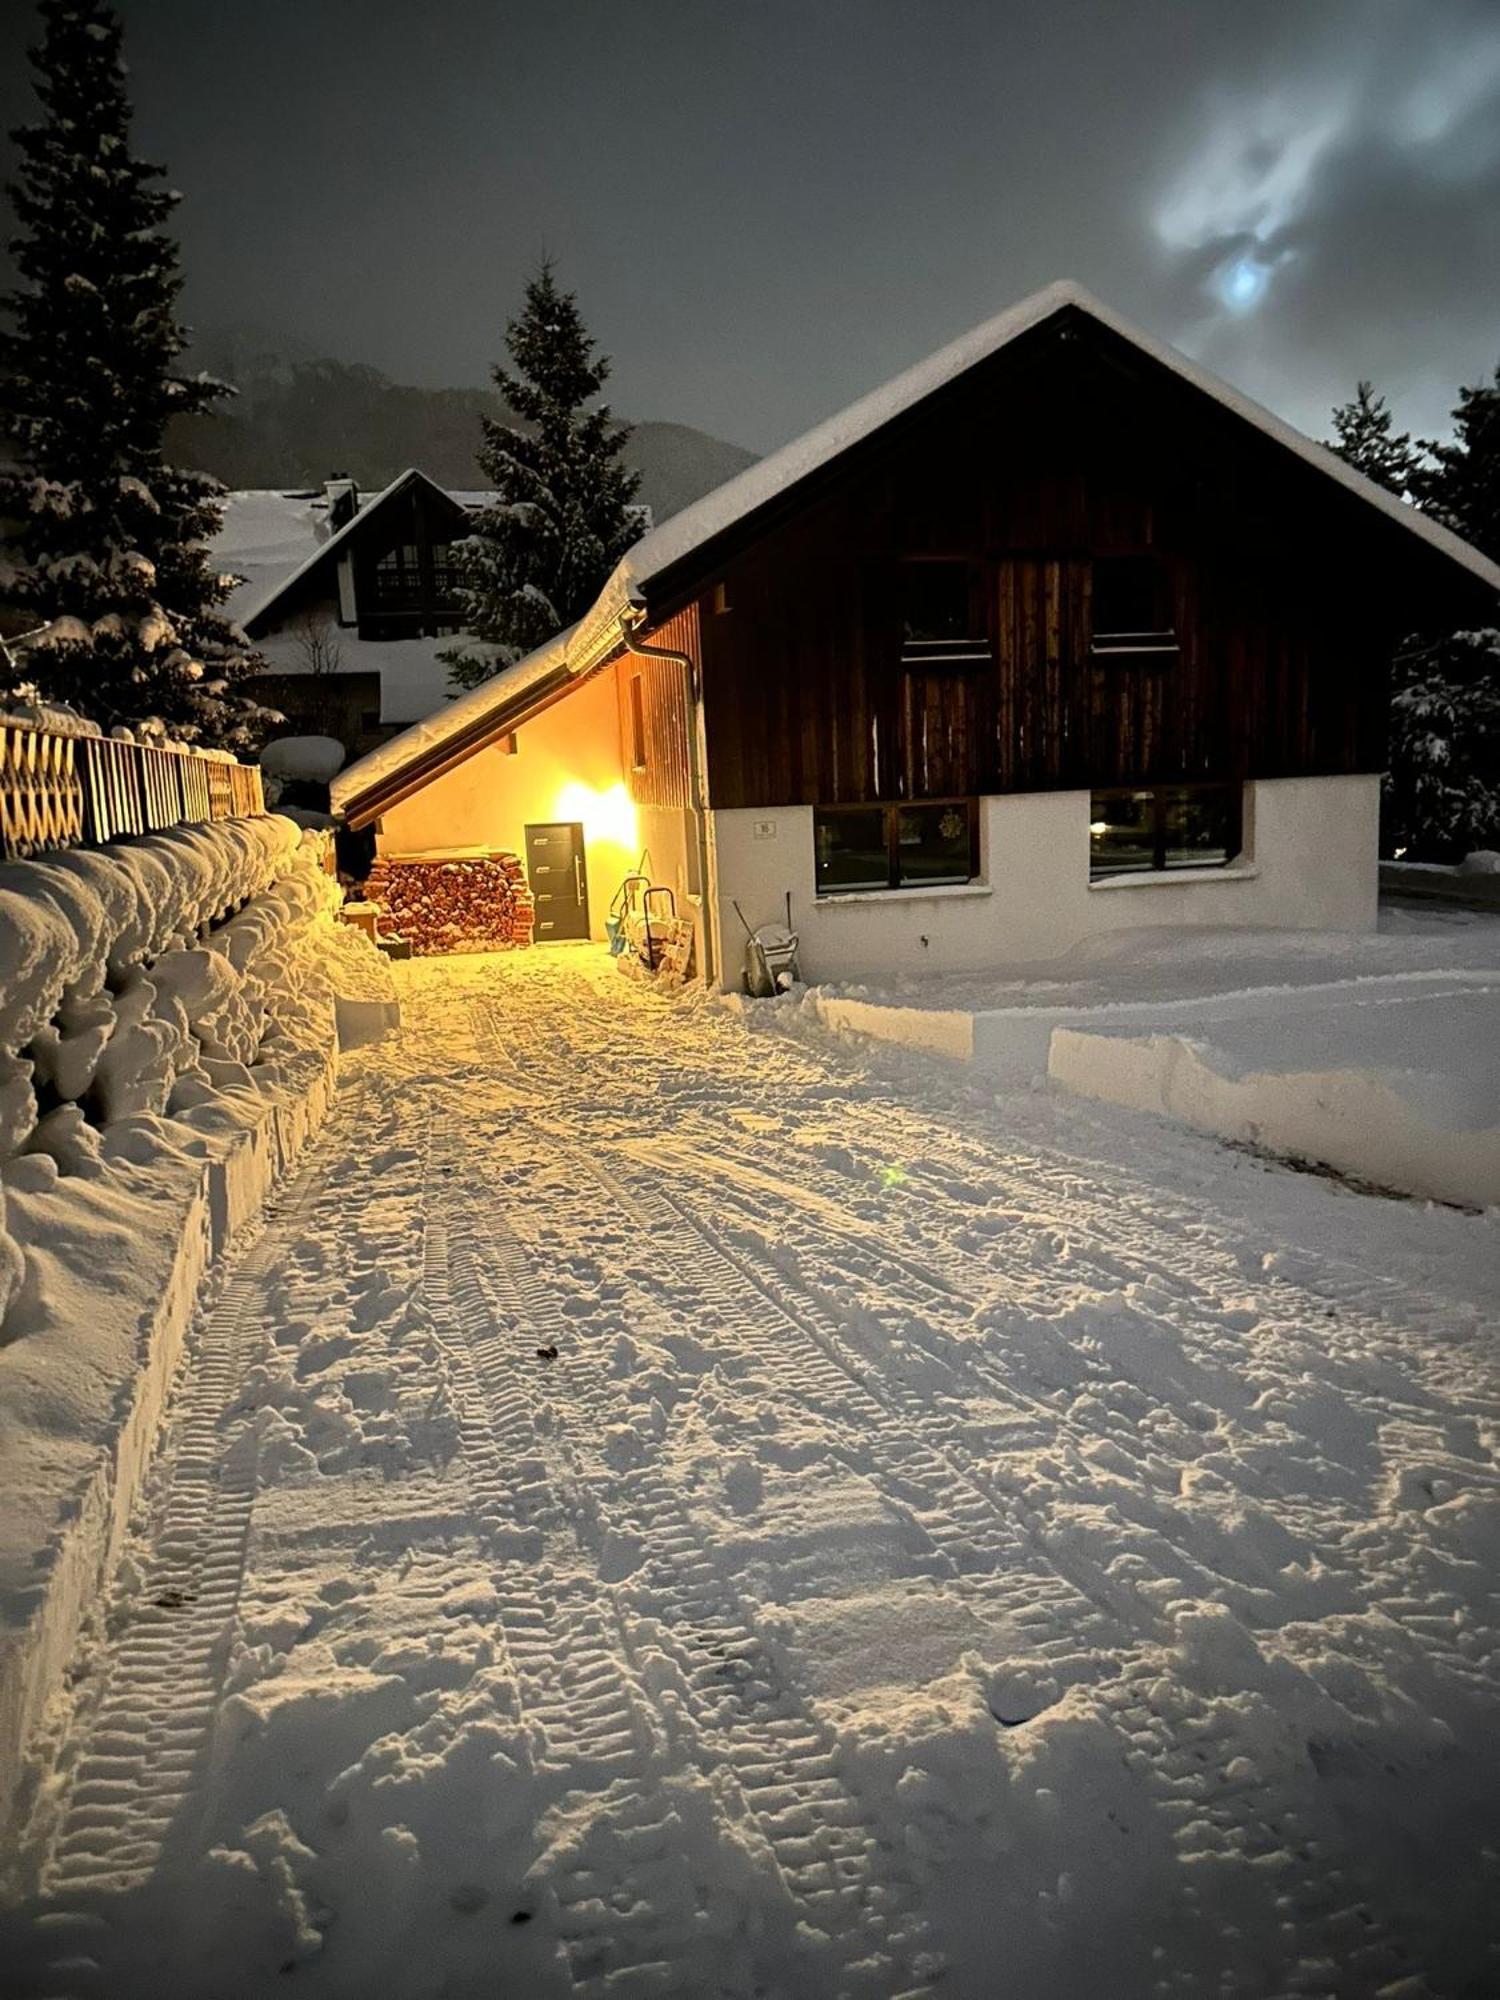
[617, 605, 718, 988]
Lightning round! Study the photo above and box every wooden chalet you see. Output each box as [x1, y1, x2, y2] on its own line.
[331, 282, 1500, 984]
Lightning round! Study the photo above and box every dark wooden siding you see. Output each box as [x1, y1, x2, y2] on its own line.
[674, 318, 1448, 812]
[616, 603, 698, 810]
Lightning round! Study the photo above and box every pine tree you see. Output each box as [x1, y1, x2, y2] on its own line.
[443, 262, 641, 693]
[0, 0, 268, 748]
[1327, 380, 1420, 499]
[1410, 364, 1500, 565]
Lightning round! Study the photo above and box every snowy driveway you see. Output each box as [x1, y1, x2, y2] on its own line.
[14, 948, 1500, 1998]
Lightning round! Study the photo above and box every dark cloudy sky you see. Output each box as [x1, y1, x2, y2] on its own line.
[3, 0, 1498, 453]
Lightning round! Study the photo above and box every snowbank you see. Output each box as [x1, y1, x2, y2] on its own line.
[0, 818, 398, 1838]
[1049, 986, 1500, 1208]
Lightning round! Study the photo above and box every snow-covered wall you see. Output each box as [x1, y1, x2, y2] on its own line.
[712, 777, 1380, 985]
[0, 818, 391, 1844]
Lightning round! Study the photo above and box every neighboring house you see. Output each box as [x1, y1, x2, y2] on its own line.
[330, 281, 1500, 985]
[216, 469, 484, 759]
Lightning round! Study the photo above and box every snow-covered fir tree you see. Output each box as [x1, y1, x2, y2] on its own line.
[0, 0, 267, 747]
[442, 262, 641, 693]
[1383, 627, 1500, 861]
[1327, 380, 1420, 499]
[1326, 371, 1500, 858]
[1410, 363, 1500, 565]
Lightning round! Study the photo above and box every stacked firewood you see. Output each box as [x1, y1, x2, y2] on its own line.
[364, 853, 535, 955]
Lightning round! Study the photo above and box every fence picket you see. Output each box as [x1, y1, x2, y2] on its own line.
[0, 718, 264, 861]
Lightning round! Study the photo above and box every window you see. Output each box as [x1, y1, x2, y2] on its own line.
[815, 799, 978, 894]
[628, 674, 647, 769]
[1090, 784, 1241, 878]
[899, 562, 989, 667]
[430, 541, 459, 603]
[371, 541, 423, 607]
[1090, 556, 1176, 656]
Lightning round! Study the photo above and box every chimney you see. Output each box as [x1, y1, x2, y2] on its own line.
[323, 475, 359, 532]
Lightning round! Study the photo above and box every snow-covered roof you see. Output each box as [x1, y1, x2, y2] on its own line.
[214, 489, 330, 625]
[330, 626, 578, 818]
[233, 468, 471, 633]
[332, 279, 1500, 822]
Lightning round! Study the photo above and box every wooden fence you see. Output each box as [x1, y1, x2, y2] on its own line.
[0, 717, 265, 863]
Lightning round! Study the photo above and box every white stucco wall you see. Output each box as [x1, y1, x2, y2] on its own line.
[375, 673, 636, 942]
[711, 775, 1380, 985]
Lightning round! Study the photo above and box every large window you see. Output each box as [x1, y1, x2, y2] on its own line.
[816, 799, 978, 894]
[899, 563, 989, 667]
[1090, 784, 1242, 878]
[1090, 555, 1176, 657]
[371, 541, 423, 607]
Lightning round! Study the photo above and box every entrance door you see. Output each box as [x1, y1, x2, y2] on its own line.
[525, 821, 590, 941]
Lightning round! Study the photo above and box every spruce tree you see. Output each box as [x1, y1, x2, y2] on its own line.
[0, 0, 267, 748]
[1410, 364, 1500, 565]
[443, 262, 641, 693]
[1327, 380, 1420, 499]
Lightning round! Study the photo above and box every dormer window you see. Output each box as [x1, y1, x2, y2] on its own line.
[1090, 556, 1176, 657]
[899, 562, 989, 667]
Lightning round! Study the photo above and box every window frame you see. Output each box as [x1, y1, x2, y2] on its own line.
[1088, 554, 1179, 660]
[1089, 782, 1243, 879]
[814, 796, 980, 896]
[897, 559, 991, 668]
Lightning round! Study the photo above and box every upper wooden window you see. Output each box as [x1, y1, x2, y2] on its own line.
[1090, 556, 1177, 657]
[371, 541, 423, 607]
[899, 563, 989, 667]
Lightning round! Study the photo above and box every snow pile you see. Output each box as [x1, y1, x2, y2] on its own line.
[0, 818, 397, 1837]
[1049, 985, 1500, 1207]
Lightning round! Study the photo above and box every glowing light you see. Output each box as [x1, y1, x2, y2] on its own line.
[553, 779, 639, 853]
[1089, 821, 1110, 836]
[878, 1163, 909, 1189]
[1216, 254, 1270, 311]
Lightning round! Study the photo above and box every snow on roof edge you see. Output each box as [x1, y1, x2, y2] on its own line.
[329, 624, 578, 813]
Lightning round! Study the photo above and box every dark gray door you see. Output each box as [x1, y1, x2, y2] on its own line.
[525, 821, 589, 941]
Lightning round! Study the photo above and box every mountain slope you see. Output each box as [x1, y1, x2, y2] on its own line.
[170, 326, 757, 521]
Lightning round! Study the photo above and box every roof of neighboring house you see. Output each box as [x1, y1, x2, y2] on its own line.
[230, 467, 474, 635]
[332, 279, 1500, 825]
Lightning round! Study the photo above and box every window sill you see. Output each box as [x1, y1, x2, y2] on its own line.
[815, 881, 992, 908]
[1089, 863, 1260, 893]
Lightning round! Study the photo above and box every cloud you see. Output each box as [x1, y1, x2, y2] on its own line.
[1149, 2, 1500, 435]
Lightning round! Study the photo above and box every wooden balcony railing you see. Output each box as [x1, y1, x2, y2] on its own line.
[0, 716, 265, 863]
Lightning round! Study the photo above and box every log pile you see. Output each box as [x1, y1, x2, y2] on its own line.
[364, 852, 534, 955]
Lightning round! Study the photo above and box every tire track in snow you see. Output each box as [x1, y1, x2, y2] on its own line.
[452, 1041, 946, 1995]
[564, 1142, 1449, 1989]
[39, 1085, 369, 1917]
[425, 1118, 811, 1998]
